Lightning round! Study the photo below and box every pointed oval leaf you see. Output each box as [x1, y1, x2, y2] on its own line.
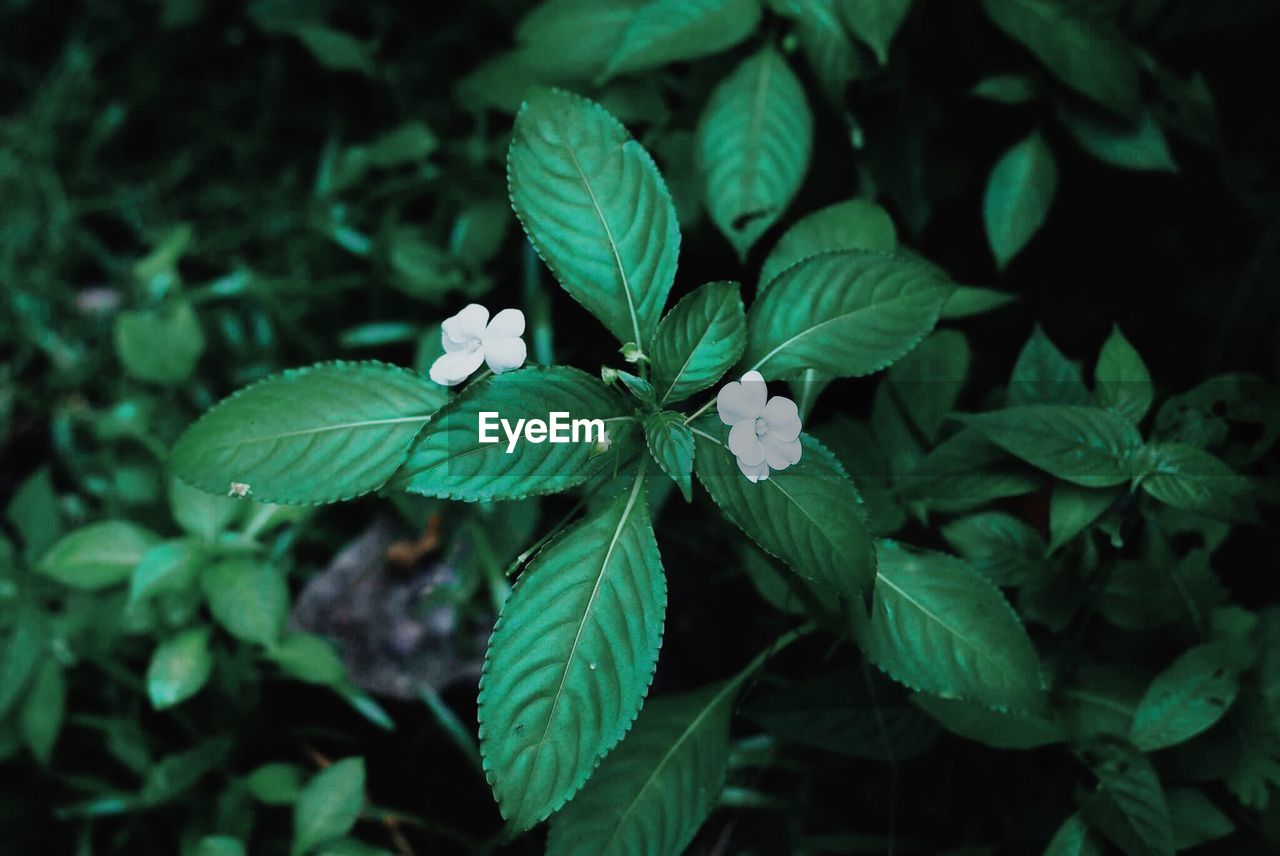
[981, 0, 1140, 114]
[38, 521, 161, 590]
[394, 366, 626, 502]
[984, 131, 1058, 270]
[866, 541, 1045, 712]
[939, 510, 1045, 587]
[603, 0, 761, 79]
[1062, 108, 1176, 173]
[130, 539, 206, 605]
[171, 361, 448, 506]
[759, 197, 897, 289]
[744, 250, 954, 380]
[650, 281, 746, 404]
[114, 299, 206, 385]
[201, 558, 290, 648]
[1136, 443, 1251, 516]
[1009, 325, 1089, 407]
[693, 426, 876, 609]
[1048, 483, 1118, 553]
[913, 693, 1064, 749]
[837, 0, 911, 64]
[775, 0, 866, 103]
[644, 412, 694, 502]
[292, 757, 366, 856]
[1130, 642, 1242, 751]
[1078, 740, 1176, 856]
[960, 405, 1144, 488]
[509, 89, 679, 347]
[1094, 325, 1154, 423]
[147, 626, 214, 710]
[546, 680, 738, 856]
[479, 472, 665, 830]
[1043, 813, 1104, 856]
[697, 47, 813, 259]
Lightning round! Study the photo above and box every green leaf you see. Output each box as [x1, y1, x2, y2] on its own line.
[168, 476, 241, 541]
[644, 412, 695, 502]
[837, 0, 911, 64]
[650, 281, 746, 404]
[940, 511, 1044, 587]
[171, 361, 448, 506]
[1136, 443, 1251, 517]
[147, 626, 214, 710]
[1048, 483, 1117, 553]
[694, 428, 876, 609]
[478, 470, 665, 830]
[981, 0, 1140, 114]
[246, 762, 306, 805]
[288, 26, 376, 75]
[1043, 813, 1103, 856]
[759, 198, 897, 289]
[130, 539, 206, 604]
[201, 558, 290, 648]
[394, 367, 625, 502]
[1130, 642, 1241, 751]
[509, 88, 678, 348]
[865, 541, 1045, 711]
[38, 521, 161, 590]
[292, 758, 366, 856]
[960, 405, 1144, 488]
[939, 285, 1017, 319]
[970, 73, 1038, 105]
[914, 693, 1064, 749]
[19, 657, 66, 764]
[743, 250, 954, 379]
[897, 427, 1041, 512]
[887, 329, 969, 442]
[1009, 326, 1090, 407]
[1167, 788, 1233, 850]
[697, 47, 813, 259]
[545, 679, 740, 856]
[5, 466, 63, 557]
[1061, 108, 1176, 172]
[603, 0, 761, 79]
[1095, 326, 1154, 423]
[194, 837, 247, 856]
[271, 633, 348, 687]
[984, 131, 1057, 269]
[1078, 740, 1175, 856]
[114, 299, 206, 385]
[775, 0, 866, 102]
[0, 604, 47, 720]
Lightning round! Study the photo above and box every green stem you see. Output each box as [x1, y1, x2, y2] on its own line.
[683, 397, 716, 425]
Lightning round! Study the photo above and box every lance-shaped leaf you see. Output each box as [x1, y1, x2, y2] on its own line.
[171, 361, 447, 506]
[509, 88, 679, 348]
[697, 47, 813, 259]
[865, 541, 1046, 712]
[1130, 642, 1243, 751]
[201, 558, 290, 648]
[1078, 739, 1176, 856]
[959, 405, 1144, 488]
[1062, 107, 1177, 173]
[38, 521, 161, 590]
[644, 412, 695, 502]
[693, 425, 875, 609]
[1043, 813, 1104, 856]
[1136, 443, 1251, 518]
[650, 281, 746, 404]
[744, 250, 953, 379]
[913, 694, 1064, 750]
[478, 470, 665, 830]
[1009, 325, 1089, 407]
[981, 0, 1140, 115]
[838, 0, 912, 64]
[545, 678, 739, 856]
[602, 0, 761, 79]
[984, 131, 1057, 270]
[773, 0, 866, 103]
[759, 197, 897, 289]
[394, 366, 626, 502]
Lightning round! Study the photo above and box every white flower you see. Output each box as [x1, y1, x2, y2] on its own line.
[716, 370, 802, 482]
[429, 304, 527, 386]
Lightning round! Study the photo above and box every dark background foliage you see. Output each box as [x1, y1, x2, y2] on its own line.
[2, 1, 1279, 854]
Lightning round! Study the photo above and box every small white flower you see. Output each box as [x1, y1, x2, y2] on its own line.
[716, 370, 802, 483]
[429, 303, 527, 386]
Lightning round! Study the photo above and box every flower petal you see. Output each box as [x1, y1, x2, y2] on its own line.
[762, 434, 803, 470]
[485, 307, 525, 340]
[737, 456, 770, 483]
[429, 348, 485, 386]
[484, 336, 527, 374]
[717, 372, 768, 426]
[762, 396, 802, 441]
[728, 421, 766, 466]
[443, 303, 490, 343]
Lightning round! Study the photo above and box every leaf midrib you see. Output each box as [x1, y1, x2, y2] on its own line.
[658, 293, 730, 403]
[198, 414, 432, 453]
